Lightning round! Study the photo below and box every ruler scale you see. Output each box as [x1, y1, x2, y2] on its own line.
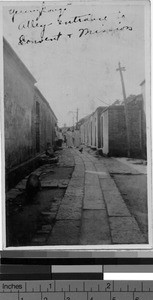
[0, 280, 153, 299]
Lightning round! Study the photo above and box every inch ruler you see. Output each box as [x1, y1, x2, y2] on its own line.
[0, 280, 153, 300]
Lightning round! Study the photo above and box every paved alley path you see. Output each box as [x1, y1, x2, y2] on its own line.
[47, 147, 147, 245]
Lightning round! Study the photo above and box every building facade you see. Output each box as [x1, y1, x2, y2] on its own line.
[80, 107, 106, 149]
[126, 94, 146, 158]
[100, 105, 127, 156]
[4, 38, 57, 189]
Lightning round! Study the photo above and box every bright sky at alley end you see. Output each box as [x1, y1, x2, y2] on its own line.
[3, 1, 145, 127]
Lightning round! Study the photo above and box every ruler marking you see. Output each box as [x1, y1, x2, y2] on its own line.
[1, 280, 153, 298]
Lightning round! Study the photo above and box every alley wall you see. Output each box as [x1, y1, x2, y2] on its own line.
[4, 39, 57, 189]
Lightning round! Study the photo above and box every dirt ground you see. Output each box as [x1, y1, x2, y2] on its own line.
[112, 174, 148, 241]
[6, 160, 74, 247]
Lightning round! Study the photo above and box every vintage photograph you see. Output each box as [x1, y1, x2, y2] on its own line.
[2, 1, 150, 248]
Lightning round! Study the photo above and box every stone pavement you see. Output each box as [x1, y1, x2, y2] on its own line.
[6, 147, 147, 246]
[47, 147, 146, 245]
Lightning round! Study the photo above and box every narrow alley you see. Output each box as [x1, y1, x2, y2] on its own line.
[6, 146, 147, 247]
[3, 13, 149, 249]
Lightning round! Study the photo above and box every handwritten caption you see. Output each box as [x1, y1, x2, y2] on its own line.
[8, 2, 133, 45]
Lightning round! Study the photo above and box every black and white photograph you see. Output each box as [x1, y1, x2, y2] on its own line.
[2, 0, 151, 248]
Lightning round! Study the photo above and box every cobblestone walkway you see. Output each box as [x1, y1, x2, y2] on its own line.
[77, 149, 146, 245]
[47, 147, 146, 245]
[47, 150, 84, 245]
[7, 147, 147, 246]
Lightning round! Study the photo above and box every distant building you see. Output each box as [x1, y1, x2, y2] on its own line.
[80, 107, 106, 149]
[125, 94, 146, 158]
[100, 105, 127, 156]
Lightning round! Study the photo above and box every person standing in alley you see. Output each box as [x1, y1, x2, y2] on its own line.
[66, 128, 74, 148]
[58, 129, 63, 147]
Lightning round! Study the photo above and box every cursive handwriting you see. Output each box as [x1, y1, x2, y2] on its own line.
[18, 31, 63, 45]
[9, 1, 68, 23]
[8, 2, 133, 46]
[79, 26, 132, 38]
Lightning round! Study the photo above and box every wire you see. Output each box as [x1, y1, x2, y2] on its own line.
[95, 97, 109, 106]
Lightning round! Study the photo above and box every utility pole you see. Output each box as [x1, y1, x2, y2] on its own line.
[116, 62, 130, 157]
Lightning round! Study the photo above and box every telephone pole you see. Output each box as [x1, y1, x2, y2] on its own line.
[116, 62, 130, 157]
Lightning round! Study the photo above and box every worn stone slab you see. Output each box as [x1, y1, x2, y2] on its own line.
[58, 183, 68, 188]
[69, 178, 84, 187]
[109, 216, 146, 244]
[85, 170, 109, 179]
[71, 173, 84, 179]
[47, 220, 80, 245]
[84, 163, 96, 172]
[66, 188, 84, 197]
[41, 181, 58, 188]
[103, 191, 131, 216]
[85, 174, 100, 186]
[74, 165, 84, 172]
[80, 210, 112, 245]
[111, 229, 146, 244]
[109, 217, 147, 244]
[58, 179, 69, 185]
[99, 178, 117, 191]
[56, 206, 81, 220]
[109, 216, 141, 231]
[83, 186, 105, 209]
[94, 164, 108, 174]
[61, 196, 83, 208]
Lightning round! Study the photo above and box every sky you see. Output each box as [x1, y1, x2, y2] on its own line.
[3, 1, 147, 127]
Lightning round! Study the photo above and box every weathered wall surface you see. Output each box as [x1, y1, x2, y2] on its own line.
[4, 40, 36, 172]
[4, 39, 57, 188]
[100, 110, 109, 155]
[108, 106, 127, 156]
[34, 88, 57, 153]
[126, 95, 146, 158]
